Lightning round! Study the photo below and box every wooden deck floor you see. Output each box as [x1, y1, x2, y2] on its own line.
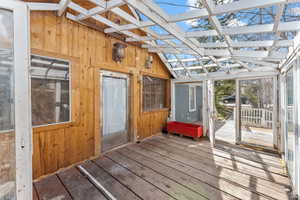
[33, 134, 292, 200]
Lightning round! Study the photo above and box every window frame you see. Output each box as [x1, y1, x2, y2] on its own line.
[30, 54, 72, 128]
[189, 85, 197, 112]
[142, 75, 168, 113]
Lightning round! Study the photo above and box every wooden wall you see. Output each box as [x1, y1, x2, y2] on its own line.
[31, 11, 171, 179]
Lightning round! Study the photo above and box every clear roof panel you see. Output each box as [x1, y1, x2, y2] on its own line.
[282, 2, 300, 22]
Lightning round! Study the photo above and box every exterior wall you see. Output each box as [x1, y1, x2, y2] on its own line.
[30, 11, 171, 179]
[175, 84, 203, 123]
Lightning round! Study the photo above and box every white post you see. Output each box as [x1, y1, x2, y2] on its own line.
[235, 79, 241, 144]
[202, 80, 208, 136]
[170, 79, 176, 121]
[14, 2, 32, 200]
[207, 80, 215, 146]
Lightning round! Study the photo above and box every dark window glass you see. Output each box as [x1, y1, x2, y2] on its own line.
[143, 76, 166, 111]
[31, 55, 70, 126]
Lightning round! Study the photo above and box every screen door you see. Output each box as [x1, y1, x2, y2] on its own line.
[0, 1, 31, 200]
[101, 71, 129, 152]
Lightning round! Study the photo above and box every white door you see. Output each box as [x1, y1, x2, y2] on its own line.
[0, 1, 31, 200]
[101, 71, 129, 152]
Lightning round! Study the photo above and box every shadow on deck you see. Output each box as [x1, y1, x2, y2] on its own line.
[33, 134, 292, 200]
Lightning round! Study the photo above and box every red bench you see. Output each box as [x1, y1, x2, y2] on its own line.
[167, 121, 203, 139]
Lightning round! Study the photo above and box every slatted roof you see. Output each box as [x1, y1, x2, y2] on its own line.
[28, 0, 300, 79]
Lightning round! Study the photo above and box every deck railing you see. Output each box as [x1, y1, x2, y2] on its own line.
[240, 107, 273, 129]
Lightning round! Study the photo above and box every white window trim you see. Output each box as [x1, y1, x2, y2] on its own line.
[31, 54, 72, 128]
[189, 85, 197, 112]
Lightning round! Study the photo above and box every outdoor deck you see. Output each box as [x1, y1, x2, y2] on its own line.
[33, 134, 292, 200]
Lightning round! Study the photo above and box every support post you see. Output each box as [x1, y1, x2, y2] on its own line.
[235, 79, 241, 144]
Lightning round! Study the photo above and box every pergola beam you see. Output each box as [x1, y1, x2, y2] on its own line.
[142, 40, 293, 49]
[125, 21, 300, 42]
[57, 0, 71, 16]
[76, 0, 125, 21]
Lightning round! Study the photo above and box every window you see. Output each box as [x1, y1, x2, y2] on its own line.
[143, 76, 166, 111]
[189, 86, 196, 112]
[31, 55, 71, 126]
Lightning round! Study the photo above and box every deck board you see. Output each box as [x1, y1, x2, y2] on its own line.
[116, 147, 240, 200]
[126, 143, 290, 200]
[93, 157, 173, 200]
[160, 135, 283, 168]
[34, 134, 292, 200]
[105, 151, 208, 200]
[32, 185, 39, 200]
[153, 136, 284, 174]
[58, 167, 108, 200]
[144, 139, 289, 185]
[80, 161, 141, 200]
[34, 175, 72, 200]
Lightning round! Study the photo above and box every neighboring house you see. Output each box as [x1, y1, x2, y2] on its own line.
[175, 84, 203, 123]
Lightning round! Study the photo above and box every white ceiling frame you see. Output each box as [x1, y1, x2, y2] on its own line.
[58, 0, 71, 16]
[126, 20, 300, 42]
[67, 2, 151, 44]
[267, 4, 285, 56]
[105, 0, 300, 34]
[202, 0, 252, 72]
[233, 57, 279, 68]
[27, 3, 60, 11]
[122, 0, 222, 70]
[28, 0, 300, 79]
[142, 40, 293, 49]
[87, 0, 179, 77]
[76, 0, 125, 21]
[173, 63, 241, 71]
[149, 48, 288, 59]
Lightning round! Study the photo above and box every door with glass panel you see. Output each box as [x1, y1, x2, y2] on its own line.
[238, 78, 276, 149]
[0, 1, 31, 199]
[101, 71, 129, 152]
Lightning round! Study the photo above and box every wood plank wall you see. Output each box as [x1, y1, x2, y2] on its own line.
[31, 11, 171, 179]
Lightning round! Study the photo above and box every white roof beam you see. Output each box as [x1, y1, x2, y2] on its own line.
[142, 40, 293, 49]
[122, 0, 205, 57]
[233, 57, 279, 68]
[27, 3, 59, 11]
[105, 0, 300, 34]
[267, 4, 285, 55]
[150, 48, 287, 59]
[76, 0, 125, 21]
[213, 0, 286, 15]
[58, 0, 71, 16]
[67, 2, 147, 43]
[126, 21, 300, 42]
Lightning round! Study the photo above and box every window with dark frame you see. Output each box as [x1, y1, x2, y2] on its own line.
[30, 55, 71, 126]
[143, 76, 166, 112]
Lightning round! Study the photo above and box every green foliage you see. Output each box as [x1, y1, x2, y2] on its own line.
[214, 80, 235, 119]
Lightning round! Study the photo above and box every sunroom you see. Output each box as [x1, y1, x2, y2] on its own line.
[1, 0, 300, 199]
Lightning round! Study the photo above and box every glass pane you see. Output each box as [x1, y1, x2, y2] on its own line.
[142, 76, 166, 111]
[0, 8, 16, 200]
[214, 80, 236, 144]
[31, 55, 70, 126]
[286, 68, 294, 183]
[239, 78, 274, 149]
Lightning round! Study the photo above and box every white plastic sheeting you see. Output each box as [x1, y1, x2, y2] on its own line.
[102, 75, 128, 152]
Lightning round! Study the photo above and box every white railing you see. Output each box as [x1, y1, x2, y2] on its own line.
[240, 107, 273, 129]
